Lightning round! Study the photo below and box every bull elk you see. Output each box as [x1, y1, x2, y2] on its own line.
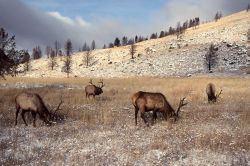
[85, 79, 105, 99]
[131, 91, 188, 126]
[15, 92, 63, 127]
[206, 83, 222, 103]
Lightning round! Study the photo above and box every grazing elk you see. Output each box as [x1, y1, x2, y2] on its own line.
[15, 92, 63, 127]
[131, 91, 188, 126]
[206, 83, 222, 103]
[85, 79, 105, 99]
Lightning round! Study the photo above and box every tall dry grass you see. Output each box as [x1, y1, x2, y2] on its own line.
[0, 77, 249, 165]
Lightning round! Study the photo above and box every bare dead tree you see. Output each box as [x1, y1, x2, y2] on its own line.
[46, 46, 51, 59]
[62, 55, 72, 78]
[54, 40, 61, 57]
[48, 49, 57, 70]
[62, 39, 73, 77]
[83, 48, 93, 67]
[130, 43, 136, 59]
[205, 44, 218, 72]
[176, 21, 183, 39]
[22, 50, 30, 73]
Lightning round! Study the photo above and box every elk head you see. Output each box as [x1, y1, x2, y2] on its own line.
[95, 79, 105, 95]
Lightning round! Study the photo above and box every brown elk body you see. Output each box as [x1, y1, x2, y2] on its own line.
[15, 92, 62, 127]
[85, 79, 105, 99]
[131, 91, 187, 126]
[206, 83, 222, 103]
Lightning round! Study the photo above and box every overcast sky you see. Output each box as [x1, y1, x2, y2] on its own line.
[0, 0, 249, 51]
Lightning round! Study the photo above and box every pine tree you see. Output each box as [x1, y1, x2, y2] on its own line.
[91, 40, 96, 50]
[48, 49, 57, 70]
[127, 38, 135, 45]
[82, 42, 88, 51]
[138, 36, 145, 42]
[122, 36, 128, 46]
[214, 11, 222, 22]
[109, 43, 114, 48]
[150, 33, 157, 39]
[32, 46, 42, 59]
[114, 37, 121, 47]
[159, 31, 165, 38]
[135, 35, 138, 43]
[65, 39, 73, 57]
[22, 50, 30, 73]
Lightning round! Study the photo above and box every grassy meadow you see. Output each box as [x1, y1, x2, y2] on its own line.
[0, 76, 249, 165]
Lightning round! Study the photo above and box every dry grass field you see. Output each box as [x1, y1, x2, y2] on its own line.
[0, 77, 249, 165]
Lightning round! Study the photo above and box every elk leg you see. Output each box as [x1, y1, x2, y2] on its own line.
[152, 111, 157, 125]
[162, 111, 168, 121]
[31, 112, 37, 127]
[21, 110, 28, 126]
[141, 113, 149, 126]
[15, 106, 20, 126]
[140, 108, 148, 126]
[134, 106, 139, 125]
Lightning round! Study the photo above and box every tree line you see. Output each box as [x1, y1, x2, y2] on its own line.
[106, 16, 201, 49]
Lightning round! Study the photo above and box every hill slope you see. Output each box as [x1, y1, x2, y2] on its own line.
[21, 10, 250, 78]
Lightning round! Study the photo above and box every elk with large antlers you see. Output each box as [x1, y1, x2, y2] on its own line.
[206, 83, 222, 103]
[15, 92, 63, 127]
[85, 79, 105, 99]
[131, 91, 188, 126]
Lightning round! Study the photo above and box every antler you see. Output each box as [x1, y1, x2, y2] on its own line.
[89, 79, 93, 85]
[98, 79, 105, 88]
[53, 96, 63, 115]
[175, 97, 188, 121]
[216, 89, 222, 99]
